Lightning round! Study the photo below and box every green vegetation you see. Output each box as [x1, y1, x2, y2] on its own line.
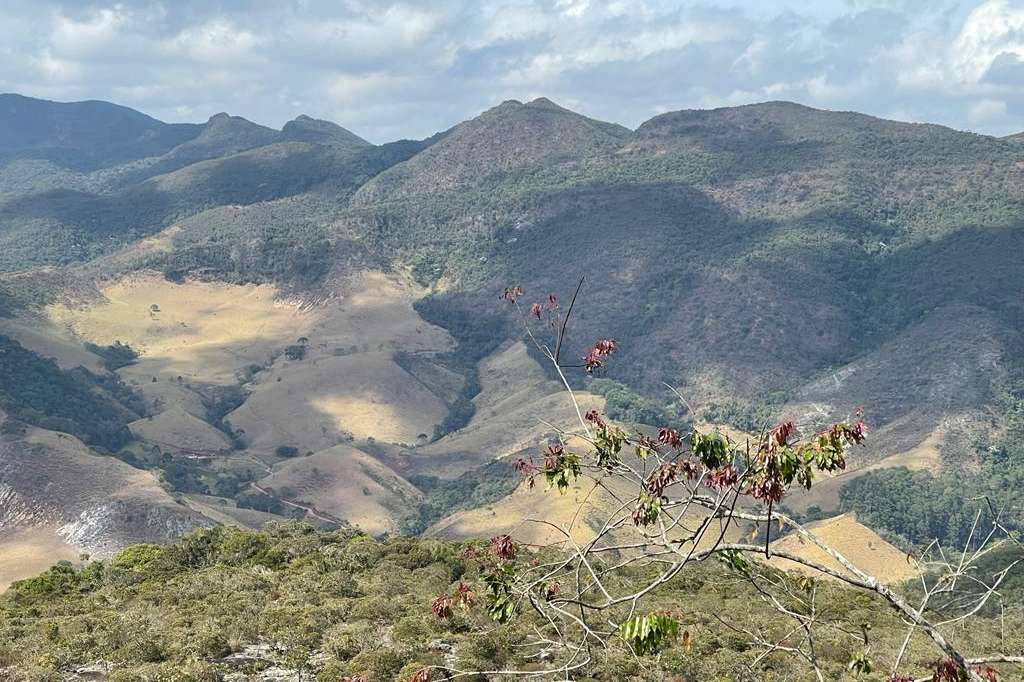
[841, 364, 1024, 549]
[701, 392, 789, 433]
[1, 523, 1015, 681]
[411, 295, 508, 439]
[236, 491, 287, 515]
[402, 460, 522, 534]
[203, 384, 249, 447]
[0, 93, 201, 172]
[84, 340, 138, 371]
[0, 288, 15, 318]
[588, 378, 681, 427]
[284, 344, 308, 361]
[0, 335, 144, 450]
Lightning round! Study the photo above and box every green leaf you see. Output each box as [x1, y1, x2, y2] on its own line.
[619, 613, 680, 655]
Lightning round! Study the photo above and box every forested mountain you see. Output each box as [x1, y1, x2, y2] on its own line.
[1, 92, 1022, 604]
[0, 93, 201, 171]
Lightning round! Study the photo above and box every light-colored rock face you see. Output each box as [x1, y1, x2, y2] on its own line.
[0, 426, 212, 587]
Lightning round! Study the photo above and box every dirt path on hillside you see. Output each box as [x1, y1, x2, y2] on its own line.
[249, 483, 341, 525]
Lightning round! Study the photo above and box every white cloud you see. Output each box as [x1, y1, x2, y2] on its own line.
[163, 18, 263, 64]
[953, 0, 1024, 82]
[0, 0, 1021, 140]
[51, 8, 127, 57]
[969, 97, 1008, 121]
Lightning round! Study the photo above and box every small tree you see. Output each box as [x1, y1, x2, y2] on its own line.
[275, 445, 300, 458]
[423, 279, 1022, 682]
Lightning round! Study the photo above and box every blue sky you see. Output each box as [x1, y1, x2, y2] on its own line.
[1, 0, 1022, 142]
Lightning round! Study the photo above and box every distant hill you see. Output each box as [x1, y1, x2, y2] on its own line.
[281, 114, 370, 150]
[0, 93, 201, 171]
[0, 97, 415, 272]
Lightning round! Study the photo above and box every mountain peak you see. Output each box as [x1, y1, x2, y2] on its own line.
[352, 96, 629, 203]
[525, 96, 568, 112]
[281, 114, 371, 149]
[203, 112, 265, 130]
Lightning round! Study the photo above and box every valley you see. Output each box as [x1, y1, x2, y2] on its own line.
[0, 94, 1021, 668]
[5, 0, 1024, 674]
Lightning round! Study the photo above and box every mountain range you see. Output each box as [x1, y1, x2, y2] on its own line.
[1, 92, 1023, 588]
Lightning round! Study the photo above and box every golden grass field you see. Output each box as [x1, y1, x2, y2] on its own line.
[47, 273, 307, 384]
[46, 269, 452, 382]
[128, 378, 209, 419]
[129, 407, 233, 453]
[228, 351, 450, 451]
[46, 271, 455, 451]
[770, 513, 919, 584]
[259, 443, 423, 535]
[428, 477, 622, 546]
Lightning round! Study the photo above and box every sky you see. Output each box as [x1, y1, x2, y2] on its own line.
[1, 0, 1023, 143]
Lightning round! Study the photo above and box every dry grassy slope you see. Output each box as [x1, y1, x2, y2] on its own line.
[410, 340, 605, 479]
[46, 270, 454, 451]
[769, 513, 919, 584]
[430, 455, 748, 551]
[46, 272, 309, 385]
[0, 312, 104, 372]
[0, 526, 80, 593]
[125, 377, 208, 419]
[428, 478, 622, 546]
[0, 424, 213, 586]
[128, 407, 232, 453]
[228, 351, 450, 451]
[259, 443, 423, 536]
[22, 268, 480, 538]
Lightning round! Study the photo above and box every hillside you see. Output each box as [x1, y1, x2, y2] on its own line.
[0, 423, 211, 566]
[1, 93, 1023, 587]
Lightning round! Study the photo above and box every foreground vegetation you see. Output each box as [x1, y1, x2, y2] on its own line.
[1, 523, 1018, 682]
